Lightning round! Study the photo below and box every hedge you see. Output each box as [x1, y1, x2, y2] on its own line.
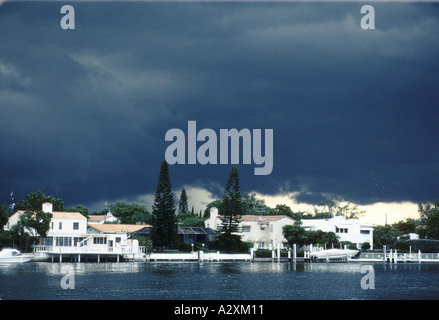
[395, 239, 439, 253]
[254, 248, 291, 257]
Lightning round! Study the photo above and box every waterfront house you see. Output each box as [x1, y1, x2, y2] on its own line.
[86, 223, 151, 253]
[205, 207, 375, 250]
[4, 202, 88, 244]
[300, 215, 375, 250]
[6, 202, 145, 257]
[205, 207, 295, 249]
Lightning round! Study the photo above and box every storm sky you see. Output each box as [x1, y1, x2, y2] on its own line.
[1, 1, 439, 218]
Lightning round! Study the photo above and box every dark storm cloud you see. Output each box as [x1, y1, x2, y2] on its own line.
[1, 2, 439, 209]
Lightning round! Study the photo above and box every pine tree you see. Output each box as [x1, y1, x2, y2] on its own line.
[178, 188, 189, 214]
[218, 166, 243, 251]
[150, 160, 178, 251]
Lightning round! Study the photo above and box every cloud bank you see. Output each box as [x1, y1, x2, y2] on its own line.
[1, 2, 438, 218]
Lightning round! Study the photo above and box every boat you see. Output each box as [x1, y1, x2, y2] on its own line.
[0, 248, 34, 263]
[309, 248, 359, 261]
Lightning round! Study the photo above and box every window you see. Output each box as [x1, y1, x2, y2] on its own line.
[257, 242, 265, 248]
[93, 237, 107, 245]
[59, 222, 62, 230]
[55, 237, 72, 247]
[336, 227, 348, 233]
[115, 237, 121, 243]
[73, 237, 85, 246]
[270, 224, 273, 233]
[51, 222, 53, 229]
[360, 230, 370, 234]
[242, 226, 251, 233]
[73, 222, 79, 230]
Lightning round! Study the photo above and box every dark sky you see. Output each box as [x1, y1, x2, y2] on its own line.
[1, 1, 439, 212]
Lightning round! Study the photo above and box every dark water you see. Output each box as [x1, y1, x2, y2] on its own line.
[1, 261, 439, 300]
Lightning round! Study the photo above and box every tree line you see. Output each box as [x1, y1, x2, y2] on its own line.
[2, 162, 439, 252]
[372, 201, 439, 250]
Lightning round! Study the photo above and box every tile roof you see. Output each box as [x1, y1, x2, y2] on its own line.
[16, 210, 86, 219]
[88, 224, 152, 234]
[239, 215, 294, 222]
[52, 212, 87, 219]
[216, 214, 295, 222]
[88, 214, 112, 222]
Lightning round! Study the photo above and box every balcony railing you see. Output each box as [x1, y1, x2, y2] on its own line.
[34, 245, 145, 255]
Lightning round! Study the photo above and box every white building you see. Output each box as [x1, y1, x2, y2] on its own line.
[5, 202, 89, 248]
[86, 223, 151, 252]
[4, 202, 88, 241]
[5, 202, 144, 255]
[300, 215, 375, 250]
[205, 207, 296, 250]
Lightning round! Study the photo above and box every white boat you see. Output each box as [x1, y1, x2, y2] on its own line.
[310, 248, 359, 261]
[0, 248, 34, 263]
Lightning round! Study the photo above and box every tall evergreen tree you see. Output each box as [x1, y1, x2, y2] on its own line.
[0, 204, 9, 228]
[150, 160, 178, 250]
[218, 166, 243, 250]
[178, 188, 189, 214]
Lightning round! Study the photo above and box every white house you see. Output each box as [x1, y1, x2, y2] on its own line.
[86, 223, 151, 253]
[300, 215, 375, 250]
[15, 202, 89, 248]
[4, 202, 88, 241]
[205, 207, 296, 250]
[4, 210, 27, 233]
[5, 202, 146, 257]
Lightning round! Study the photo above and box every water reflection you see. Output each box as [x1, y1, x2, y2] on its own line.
[2, 261, 439, 300]
[219, 263, 243, 274]
[33, 261, 145, 275]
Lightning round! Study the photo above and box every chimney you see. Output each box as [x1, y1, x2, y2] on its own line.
[210, 207, 219, 230]
[42, 202, 53, 213]
[210, 207, 218, 219]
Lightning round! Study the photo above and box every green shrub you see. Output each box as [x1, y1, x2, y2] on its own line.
[179, 243, 193, 252]
[280, 248, 289, 257]
[395, 239, 409, 252]
[254, 249, 272, 257]
[254, 248, 291, 257]
[207, 234, 250, 253]
[403, 239, 439, 253]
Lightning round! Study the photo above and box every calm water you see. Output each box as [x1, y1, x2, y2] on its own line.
[1, 261, 439, 300]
